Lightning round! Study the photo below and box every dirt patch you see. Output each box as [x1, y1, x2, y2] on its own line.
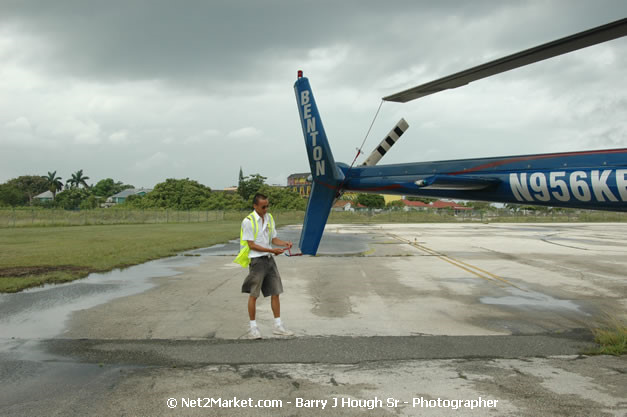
[0, 265, 95, 278]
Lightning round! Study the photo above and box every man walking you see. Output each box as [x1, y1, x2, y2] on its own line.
[235, 193, 294, 339]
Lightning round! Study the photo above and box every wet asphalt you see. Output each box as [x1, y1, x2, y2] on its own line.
[1, 223, 625, 417]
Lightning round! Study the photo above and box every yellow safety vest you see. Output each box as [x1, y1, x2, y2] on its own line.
[234, 211, 274, 267]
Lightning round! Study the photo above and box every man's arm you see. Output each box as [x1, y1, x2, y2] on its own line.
[247, 240, 285, 255]
[272, 237, 293, 249]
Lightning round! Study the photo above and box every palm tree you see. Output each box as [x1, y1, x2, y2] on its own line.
[42, 171, 63, 200]
[69, 169, 90, 189]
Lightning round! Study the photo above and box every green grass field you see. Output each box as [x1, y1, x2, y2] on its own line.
[0, 222, 245, 293]
[0, 212, 306, 293]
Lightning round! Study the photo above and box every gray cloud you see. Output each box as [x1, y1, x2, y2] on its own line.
[2, 1, 619, 88]
[0, 0, 625, 189]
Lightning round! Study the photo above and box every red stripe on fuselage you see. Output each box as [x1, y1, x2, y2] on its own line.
[316, 179, 402, 193]
[448, 148, 627, 175]
[315, 180, 340, 191]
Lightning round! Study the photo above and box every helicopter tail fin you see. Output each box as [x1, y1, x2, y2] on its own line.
[298, 181, 337, 255]
[294, 72, 344, 255]
[294, 73, 343, 184]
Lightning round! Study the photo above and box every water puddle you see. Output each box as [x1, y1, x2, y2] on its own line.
[0, 226, 372, 344]
[0, 254, 206, 341]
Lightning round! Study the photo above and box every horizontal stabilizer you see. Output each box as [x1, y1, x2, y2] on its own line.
[299, 181, 337, 255]
[416, 175, 501, 190]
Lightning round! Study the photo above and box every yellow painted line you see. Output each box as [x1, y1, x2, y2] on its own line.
[363, 248, 377, 256]
[406, 240, 506, 287]
[412, 242, 523, 290]
[387, 233, 522, 290]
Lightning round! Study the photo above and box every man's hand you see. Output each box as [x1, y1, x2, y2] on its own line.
[272, 248, 285, 255]
[271, 238, 293, 251]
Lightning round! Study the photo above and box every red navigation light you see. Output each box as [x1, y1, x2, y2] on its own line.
[297, 70, 303, 78]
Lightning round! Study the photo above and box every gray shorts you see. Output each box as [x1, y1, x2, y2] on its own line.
[241, 256, 284, 298]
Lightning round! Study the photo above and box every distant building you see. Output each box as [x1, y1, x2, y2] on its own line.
[332, 200, 366, 211]
[34, 190, 54, 202]
[399, 199, 471, 214]
[222, 186, 238, 193]
[400, 200, 430, 211]
[332, 200, 353, 211]
[287, 173, 311, 197]
[383, 194, 402, 204]
[105, 188, 152, 206]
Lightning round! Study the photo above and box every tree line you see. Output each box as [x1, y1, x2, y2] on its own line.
[0, 171, 308, 211]
[122, 174, 307, 211]
[0, 170, 136, 210]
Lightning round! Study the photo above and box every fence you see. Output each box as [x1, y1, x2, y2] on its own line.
[0, 207, 625, 228]
[328, 208, 627, 224]
[0, 208, 230, 228]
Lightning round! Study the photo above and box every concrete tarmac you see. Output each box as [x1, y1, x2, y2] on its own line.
[1, 223, 626, 416]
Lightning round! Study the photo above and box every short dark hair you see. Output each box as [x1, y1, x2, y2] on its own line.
[253, 193, 268, 206]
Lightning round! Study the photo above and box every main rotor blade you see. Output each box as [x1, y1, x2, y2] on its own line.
[383, 18, 627, 103]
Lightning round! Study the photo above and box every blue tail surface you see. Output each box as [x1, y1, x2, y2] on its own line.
[299, 181, 337, 254]
[294, 73, 344, 255]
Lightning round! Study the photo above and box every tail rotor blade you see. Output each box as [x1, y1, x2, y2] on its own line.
[361, 118, 409, 166]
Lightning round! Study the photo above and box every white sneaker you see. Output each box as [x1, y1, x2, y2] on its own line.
[247, 327, 262, 339]
[273, 324, 294, 336]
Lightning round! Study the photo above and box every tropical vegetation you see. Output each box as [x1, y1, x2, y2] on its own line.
[0, 170, 307, 211]
[67, 169, 90, 189]
[43, 171, 64, 199]
[122, 176, 307, 211]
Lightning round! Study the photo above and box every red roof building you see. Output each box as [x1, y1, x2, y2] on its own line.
[399, 199, 471, 212]
[400, 200, 430, 208]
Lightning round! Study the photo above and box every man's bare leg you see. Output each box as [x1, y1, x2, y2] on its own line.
[248, 296, 257, 320]
[246, 296, 262, 339]
[271, 294, 293, 335]
[271, 295, 280, 318]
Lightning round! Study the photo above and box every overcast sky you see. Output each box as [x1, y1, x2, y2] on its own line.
[1, 1, 626, 189]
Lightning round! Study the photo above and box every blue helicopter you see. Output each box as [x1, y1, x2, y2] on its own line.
[294, 18, 627, 255]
